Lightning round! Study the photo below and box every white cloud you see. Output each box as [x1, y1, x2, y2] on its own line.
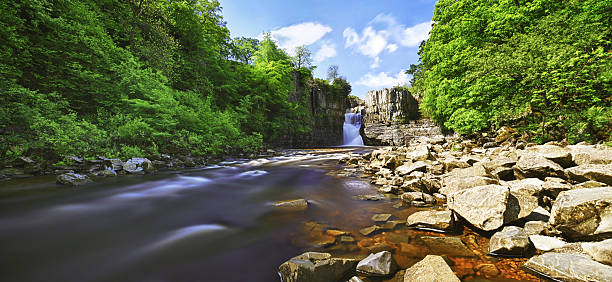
[343, 14, 432, 67]
[314, 43, 337, 62]
[267, 22, 332, 55]
[356, 70, 410, 88]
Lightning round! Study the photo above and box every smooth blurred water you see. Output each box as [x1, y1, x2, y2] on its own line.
[343, 113, 364, 146]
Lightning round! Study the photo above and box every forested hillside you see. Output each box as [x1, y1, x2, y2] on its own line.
[0, 0, 345, 165]
[409, 0, 611, 143]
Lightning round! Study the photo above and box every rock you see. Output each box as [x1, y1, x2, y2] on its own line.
[347, 276, 364, 282]
[395, 161, 427, 176]
[123, 158, 154, 174]
[278, 252, 358, 282]
[541, 177, 573, 198]
[91, 169, 117, 177]
[447, 185, 515, 231]
[442, 157, 470, 171]
[528, 235, 567, 251]
[447, 164, 489, 178]
[549, 187, 612, 240]
[483, 142, 497, 149]
[523, 206, 551, 222]
[400, 192, 435, 206]
[421, 236, 476, 257]
[569, 144, 612, 165]
[440, 176, 499, 195]
[403, 255, 460, 282]
[582, 239, 612, 265]
[524, 221, 548, 235]
[371, 214, 392, 222]
[514, 154, 565, 180]
[408, 145, 431, 161]
[355, 194, 386, 201]
[310, 236, 336, 248]
[574, 180, 608, 189]
[102, 158, 123, 171]
[406, 210, 455, 232]
[488, 226, 531, 256]
[523, 253, 612, 282]
[475, 263, 500, 276]
[366, 243, 394, 253]
[340, 236, 355, 243]
[495, 126, 518, 143]
[56, 173, 92, 186]
[325, 230, 347, 237]
[356, 251, 396, 276]
[382, 220, 404, 230]
[506, 178, 542, 219]
[565, 164, 612, 186]
[360, 225, 382, 236]
[274, 199, 309, 211]
[526, 145, 575, 167]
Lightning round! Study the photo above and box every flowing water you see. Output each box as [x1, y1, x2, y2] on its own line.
[343, 113, 364, 146]
[0, 149, 537, 282]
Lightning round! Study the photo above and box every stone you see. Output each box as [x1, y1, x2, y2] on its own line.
[382, 220, 404, 230]
[91, 169, 117, 177]
[372, 214, 392, 222]
[528, 235, 566, 251]
[123, 158, 154, 174]
[355, 194, 386, 201]
[488, 226, 531, 256]
[574, 180, 608, 189]
[514, 154, 565, 180]
[403, 255, 460, 282]
[278, 252, 358, 282]
[549, 187, 612, 240]
[360, 225, 382, 236]
[526, 145, 575, 167]
[565, 164, 612, 186]
[524, 221, 548, 235]
[582, 239, 612, 265]
[325, 230, 347, 237]
[56, 173, 92, 186]
[408, 145, 431, 161]
[442, 157, 470, 171]
[274, 199, 309, 211]
[506, 178, 542, 219]
[420, 236, 476, 257]
[102, 158, 123, 171]
[440, 176, 499, 195]
[340, 236, 355, 243]
[347, 276, 364, 282]
[541, 177, 573, 198]
[523, 206, 551, 222]
[523, 253, 612, 282]
[568, 144, 612, 165]
[475, 263, 500, 276]
[395, 161, 427, 176]
[366, 243, 394, 253]
[447, 164, 489, 178]
[447, 185, 514, 231]
[406, 210, 454, 232]
[495, 126, 518, 143]
[356, 251, 396, 276]
[401, 192, 435, 206]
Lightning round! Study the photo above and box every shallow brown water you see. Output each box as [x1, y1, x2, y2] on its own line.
[0, 149, 540, 282]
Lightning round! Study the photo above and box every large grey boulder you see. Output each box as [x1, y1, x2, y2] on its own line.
[526, 145, 574, 167]
[102, 158, 124, 171]
[123, 158, 154, 174]
[278, 252, 358, 282]
[408, 145, 431, 161]
[447, 164, 489, 178]
[447, 185, 516, 231]
[407, 210, 454, 232]
[524, 253, 612, 282]
[506, 178, 543, 219]
[56, 173, 92, 186]
[514, 154, 565, 180]
[528, 235, 567, 251]
[403, 255, 460, 282]
[356, 251, 396, 276]
[549, 187, 612, 240]
[489, 226, 531, 256]
[565, 164, 612, 186]
[440, 176, 498, 195]
[395, 161, 427, 176]
[569, 144, 612, 165]
[582, 239, 612, 265]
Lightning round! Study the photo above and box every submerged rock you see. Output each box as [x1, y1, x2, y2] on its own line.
[420, 236, 476, 257]
[524, 253, 612, 282]
[274, 199, 308, 211]
[356, 251, 396, 276]
[371, 213, 392, 222]
[549, 187, 612, 240]
[278, 252, 358, 282]
[488, 226, 531, 256]
[403, 255, 460, 282]
[56, 173, 92, 186]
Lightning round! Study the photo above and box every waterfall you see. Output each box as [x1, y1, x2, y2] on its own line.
[343, 113, 364, 146]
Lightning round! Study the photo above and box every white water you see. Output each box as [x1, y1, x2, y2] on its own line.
[343, 113, 364, 146]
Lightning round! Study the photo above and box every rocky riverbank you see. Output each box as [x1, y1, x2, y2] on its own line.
[278, 128, 612, 281]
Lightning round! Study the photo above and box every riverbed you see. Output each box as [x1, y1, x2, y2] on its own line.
[0, 148, 538, 282]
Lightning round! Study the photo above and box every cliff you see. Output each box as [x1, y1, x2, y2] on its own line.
[362, 88, 443, 146]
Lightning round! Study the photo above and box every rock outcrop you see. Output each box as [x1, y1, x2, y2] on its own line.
[403, 255, 461, 282]
[278, 252, 358, 282]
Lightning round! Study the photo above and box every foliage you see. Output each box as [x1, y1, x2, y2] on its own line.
[414, 0, 611, 143]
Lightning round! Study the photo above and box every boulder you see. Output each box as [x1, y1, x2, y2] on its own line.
[406, 210, 455, 232]
[524, 221, 548, 235]
[523, 253, 612, 281]
[356, 251, 396, 276]
[403, 255, 460, 282]
[582, 239, 612, 265]
[440, 176, 499, 195]
[420, 236, 476, 257]
[506, 178, 543, 219]
[274, 199, 308, 211]
[360, 225, 382, 236]
[568, 144, 612, 165]
[514, 154, 565, 180]
[371, 214, 392, 222]
[526, 145, 574, 167]
[278, 252, 358, 282]
[401, 192, 435, 206]
[447, 164, 489, 178]
[395, 161, 427, 176]
[102, 158, 123, 171]
[56, 173, 92, 186]
[549, 187, 612, 240]
[123, 158, 154, 174]
[565, 164, 612, 186]
[528, 235, 566, 251]
[447, 185, 515, 231]
[408, 145, 431, 161]
[91, 169, 117, 177]
[489, 226, 531, 256]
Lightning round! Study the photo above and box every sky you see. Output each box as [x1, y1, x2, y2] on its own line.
[219, 0, 437, 99]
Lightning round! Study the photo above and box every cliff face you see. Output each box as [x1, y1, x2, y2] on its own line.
[362, 88, 442, 146]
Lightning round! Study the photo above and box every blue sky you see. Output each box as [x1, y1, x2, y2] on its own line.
[219, 0, 437, 98]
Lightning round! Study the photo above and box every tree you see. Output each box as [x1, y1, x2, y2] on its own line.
[327, 65, 339, 81]
[229, 37, 259, 64]
[292, 45, 312, 69]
